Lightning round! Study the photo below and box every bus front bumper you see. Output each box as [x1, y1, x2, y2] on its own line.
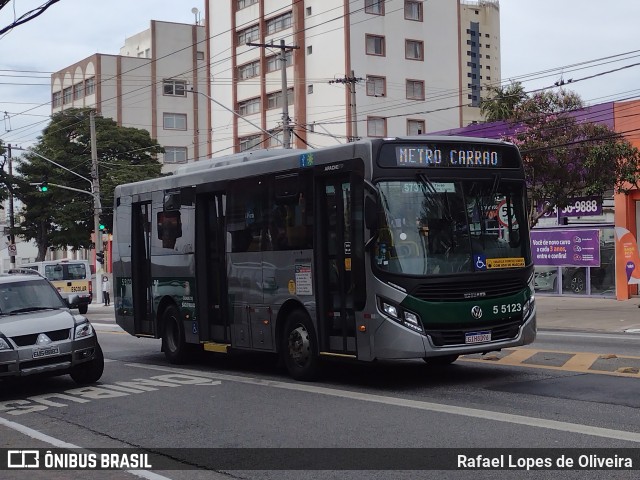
[370, 306, 537, 360]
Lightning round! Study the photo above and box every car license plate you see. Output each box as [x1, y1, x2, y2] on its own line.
[465, 331, 491, 344]
[33, 347, 60, 358]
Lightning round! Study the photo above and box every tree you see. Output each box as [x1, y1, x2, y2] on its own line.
[0, 140, 9, 208]
[500, 89, 640, 227]
[479, 82, 528, 122]
[15, 108, 163, 259]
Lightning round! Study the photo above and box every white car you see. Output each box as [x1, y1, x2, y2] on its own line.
[0, 270, 103, 384]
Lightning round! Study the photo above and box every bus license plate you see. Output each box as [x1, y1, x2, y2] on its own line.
[465, 331, 491, 344]
[33, 347, 60, 358]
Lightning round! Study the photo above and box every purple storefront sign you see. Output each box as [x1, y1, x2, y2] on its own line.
[531, 229, 601, 267]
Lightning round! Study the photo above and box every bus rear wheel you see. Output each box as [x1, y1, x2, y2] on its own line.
[162, 305, 189, 364]
[281, 311, 319, 381]
[423, 354, 459, 366]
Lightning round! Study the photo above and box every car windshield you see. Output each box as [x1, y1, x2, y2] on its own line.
[0, 279, 66, 315]
[373, 178, 530, 275]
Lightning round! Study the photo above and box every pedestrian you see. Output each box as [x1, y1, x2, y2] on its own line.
[102, 275, 110, 306]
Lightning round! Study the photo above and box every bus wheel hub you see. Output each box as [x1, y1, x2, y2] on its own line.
[288, 326, 310, 364]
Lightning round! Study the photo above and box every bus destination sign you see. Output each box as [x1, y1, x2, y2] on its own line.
[376, 143, 521, 169]
[396, 146, 501, 167]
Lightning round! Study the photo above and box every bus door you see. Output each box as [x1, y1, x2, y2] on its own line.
[316, 172, 358, 356]
[195, 192, 229, 344]
[131, 201, 154, 335]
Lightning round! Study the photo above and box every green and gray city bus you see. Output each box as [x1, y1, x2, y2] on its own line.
[112, 136, 536, 380]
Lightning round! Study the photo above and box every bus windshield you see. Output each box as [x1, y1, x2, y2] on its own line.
[374, 177, 529, 275]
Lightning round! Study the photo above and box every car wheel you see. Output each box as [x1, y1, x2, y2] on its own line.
[70, 343, 104, 384]
[281, 310, 320, 381]
[423, 354, 459, 366]
[569, 271, 586, 293]
[78, 304, 88, 314]
[162, 304, 190, 364]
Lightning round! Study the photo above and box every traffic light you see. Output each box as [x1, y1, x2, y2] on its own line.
[38, 176, 48, 192]
[99, 223, 106, 231]
[96, 251, 105, 265]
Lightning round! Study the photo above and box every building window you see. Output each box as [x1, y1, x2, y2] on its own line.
[238, 60, 260, 80]
[366, 75, 386, 96]
[307, 45, 313, 55]
[196, 51, 205, 61]
[406, 79, 424, 100]
[405, 39, 424, 60]
[163, 113, 187, 130]
[407, 119, 425, 135]
[366, 34, 385, 56]
[237, 24, 259, 45]
[238, 97, 261, 115]
[365, 0, 384, 15]
[164, 147, 188, 164]
[163, 79, 187, 96]
[306, 7, 312, 15]
[52, 91, 62, 107]
[63, 87, 72, 104]
[367, 117, 386, 137]
[269, 130, 283, 147]
[85, 77, 95, 95]
[267, 88, 294, 110]
[308, 85, 314, 94]
[237, 0, 258, 9]
[239, 134, 262, 152]
[266, 51, 292, 72]
[404, 1, 422, 21]
[73, 82, 84, 100]
[266, 12, 292, 35]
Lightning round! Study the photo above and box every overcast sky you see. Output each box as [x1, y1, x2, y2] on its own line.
[1, 0, 639, 149]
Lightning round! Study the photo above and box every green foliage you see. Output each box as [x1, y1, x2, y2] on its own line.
[14, 108, 163, 259]
[479, 82, 528, 122]
[499, 89, 640, 227]
[0, 140, 10, 210]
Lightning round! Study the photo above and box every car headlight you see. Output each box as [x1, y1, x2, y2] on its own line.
[0, 337, 11, 350]
[379, 298, 423, 333]
[75, 322, 94, 339]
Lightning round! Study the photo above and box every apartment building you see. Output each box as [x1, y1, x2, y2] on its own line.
[460, 0, 501, 125]
[205, 0, 501, 153]
[51, 21, 210, 173]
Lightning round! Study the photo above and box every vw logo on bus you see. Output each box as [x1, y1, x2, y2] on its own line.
[471, 306, 483, 319]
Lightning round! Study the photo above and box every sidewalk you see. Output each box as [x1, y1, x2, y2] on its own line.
[535, 295, 640, 333]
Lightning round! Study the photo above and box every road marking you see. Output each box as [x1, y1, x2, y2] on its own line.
[124, 362, 640, 444]
[538, 331, 640, 341]
[0, 416, 171, 480]
[460, 348, 640, 377]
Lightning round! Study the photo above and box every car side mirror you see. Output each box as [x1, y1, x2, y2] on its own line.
[67, 294, 79, 309]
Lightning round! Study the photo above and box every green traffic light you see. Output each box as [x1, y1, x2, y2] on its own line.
[99, 224, 105, 230]
[40, 184, 48, 192]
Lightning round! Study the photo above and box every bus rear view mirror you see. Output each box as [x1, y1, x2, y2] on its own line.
[365, 196, 378, 230]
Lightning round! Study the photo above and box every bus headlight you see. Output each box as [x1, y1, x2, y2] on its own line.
[523, 296, 535, 320]
[379, 298, 423, 333]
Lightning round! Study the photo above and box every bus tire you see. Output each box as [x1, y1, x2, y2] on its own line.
[281, 311, 320, 381]
[78, 304, 88, 314]
[70, 343, 104, 384]
[423, 354, 459, 366]
[162, 305, 189, 364]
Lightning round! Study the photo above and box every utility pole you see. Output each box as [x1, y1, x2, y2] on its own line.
[246, 39, 299, 149]
[7, 144, 15, 268]
[90, 111, 103, 273]
[329, 73, 362, 142]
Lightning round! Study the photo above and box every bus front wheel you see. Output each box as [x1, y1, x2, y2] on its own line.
[162, 305, 189, 364]
[281, 311, 319, 381]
